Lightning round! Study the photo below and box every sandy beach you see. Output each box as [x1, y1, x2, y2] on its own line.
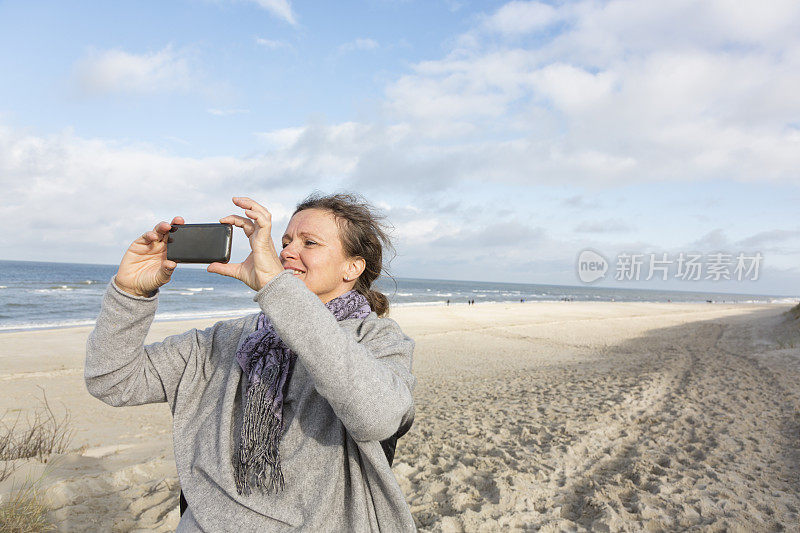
[1, 301, 799, 531]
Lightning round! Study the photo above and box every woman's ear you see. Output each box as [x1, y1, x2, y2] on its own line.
[344, 257, 366, 282]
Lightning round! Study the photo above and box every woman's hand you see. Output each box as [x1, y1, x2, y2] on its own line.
[208, 197, 284, 291]
[115, 216, 185, 297]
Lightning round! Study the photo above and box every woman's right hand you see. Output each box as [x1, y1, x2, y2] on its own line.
[115, 217, 185, 297]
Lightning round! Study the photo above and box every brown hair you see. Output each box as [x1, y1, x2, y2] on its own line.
[293, 192, 396, 317]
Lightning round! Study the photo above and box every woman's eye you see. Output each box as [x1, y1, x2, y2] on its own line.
[281, 239, 316, 248]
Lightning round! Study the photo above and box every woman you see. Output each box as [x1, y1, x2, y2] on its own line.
[85, 194, 417, 532]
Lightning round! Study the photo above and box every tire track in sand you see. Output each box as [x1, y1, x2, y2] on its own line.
[538, 319, 800, 531]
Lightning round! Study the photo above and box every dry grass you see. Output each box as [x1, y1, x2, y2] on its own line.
[0, 388, 72, 531]
[790, 302, 800, 320]
[0, 387, 74, 474]
[0, 471, 56, 533]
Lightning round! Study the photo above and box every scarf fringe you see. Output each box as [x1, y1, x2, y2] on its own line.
[234, 369, 286, 496]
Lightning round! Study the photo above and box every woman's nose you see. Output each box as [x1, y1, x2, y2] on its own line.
[280, 244, 297, 260]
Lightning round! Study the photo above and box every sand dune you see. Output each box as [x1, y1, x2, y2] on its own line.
[1, 302, 799, 531]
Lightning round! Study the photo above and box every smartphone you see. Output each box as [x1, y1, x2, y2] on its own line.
[167, 223, 233, 264]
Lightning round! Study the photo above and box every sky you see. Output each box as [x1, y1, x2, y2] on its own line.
[1, 0, 799, 296]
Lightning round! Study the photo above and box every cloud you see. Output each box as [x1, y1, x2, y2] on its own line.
[246, 0, 296, 25]
[256, 37, 291, 50]
[0, 124, 317, 264]
[574, 218, 632, 234]
[338, 38, 380, 53]
[380, 0, 800, 186]
[483, 1, 560, 35]
[736, 229, 800, 248]
[562, 195, 600, 209]
[688, 229, 730, 250]
[431, 220, 546, 249]
[73, 46, 196, 96]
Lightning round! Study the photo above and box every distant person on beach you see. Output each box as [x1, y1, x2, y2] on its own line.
[85, 193, 417, 531]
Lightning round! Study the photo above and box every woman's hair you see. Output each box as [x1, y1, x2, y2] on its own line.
[294, 192, 396, 317]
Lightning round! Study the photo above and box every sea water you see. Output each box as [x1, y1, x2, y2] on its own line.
[0, 260, 795, 332]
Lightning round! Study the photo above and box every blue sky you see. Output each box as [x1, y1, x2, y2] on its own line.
[1, 0, 799, 296]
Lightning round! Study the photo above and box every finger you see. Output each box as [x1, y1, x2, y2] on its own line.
[151, 222, 174, 244]
[150, 217, 184, 245]
[141, 230, 161, 244]
[207, 262, 239, 279]
[163, 259, 177, 270]
[153, 217, 184, 237]
[220, 214, 255, 235]
[233, 197, 272, 228]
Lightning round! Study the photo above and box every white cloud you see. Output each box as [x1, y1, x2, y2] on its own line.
[255, 126, 305, 149]
[0, 124, 315, 264]
[529, 63, 616, 111]
[247, 0, 296, 25]
[255, 37, 291, 49]
[380, 0, 800, 185]
[737, 229, 800, 248]
[574, 218, 632, 234]
[73, 46, 196, 96]
[483, 1, 560, 35]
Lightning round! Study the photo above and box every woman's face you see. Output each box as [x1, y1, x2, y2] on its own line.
[279, 208, 362, 303]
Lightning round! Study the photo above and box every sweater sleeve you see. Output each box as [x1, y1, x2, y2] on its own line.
[84, 276, 220, 411]
[253, 270, 416, 443]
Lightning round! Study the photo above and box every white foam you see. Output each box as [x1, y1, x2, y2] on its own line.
[0, 308, 260, 333]
[769, 298, 800, 304]
[34, 286, 75, 293]
[153, 308, 259, 321]
[392, 301, 450, 307]
[0, 319, 97, 332]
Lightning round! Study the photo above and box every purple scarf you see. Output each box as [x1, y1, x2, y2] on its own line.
[233, 289, 372, 496]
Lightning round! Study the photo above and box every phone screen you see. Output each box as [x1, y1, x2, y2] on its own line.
[167, 223, 232, 263]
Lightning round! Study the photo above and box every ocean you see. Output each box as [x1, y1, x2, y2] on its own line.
[0, 260, 796, 332]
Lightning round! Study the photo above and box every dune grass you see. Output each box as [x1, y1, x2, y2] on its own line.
[0, 387, 74, 474]
[0, 387, 73, 532]
[0, 473, 56, 533]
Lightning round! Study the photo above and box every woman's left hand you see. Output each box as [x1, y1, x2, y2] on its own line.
[207, 197, 284, 291]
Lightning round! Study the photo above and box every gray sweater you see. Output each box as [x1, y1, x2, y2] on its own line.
[85, 269, 417, 532]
